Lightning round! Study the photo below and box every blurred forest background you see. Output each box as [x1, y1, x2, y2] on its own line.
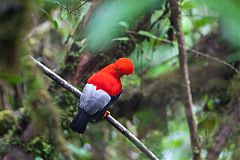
[0, 0, 240, 159]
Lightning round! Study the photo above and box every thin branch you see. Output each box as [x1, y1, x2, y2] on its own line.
[159, 36, 238, 73]
[71, 0, 88, 13]
[30, 56, 159, 160]
[161, 37, 239, 74]
[56, 1, 87, 16]
[56, 1, 69, 12]
[30, 56, 82, 97]
[169, 0, 202, 160]
[106, 115, 160, 160]
[56, 2, 79, 16]
[187, 48, 239, 74]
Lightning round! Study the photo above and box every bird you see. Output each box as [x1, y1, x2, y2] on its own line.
[70, 58, 134, 134]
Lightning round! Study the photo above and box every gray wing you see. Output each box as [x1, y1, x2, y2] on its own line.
[79, 83, 111, 115]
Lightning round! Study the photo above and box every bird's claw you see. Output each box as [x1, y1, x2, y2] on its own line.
[104, 111, 110, 117]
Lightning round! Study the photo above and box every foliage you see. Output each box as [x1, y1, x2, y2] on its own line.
[85, 0, 165, 52]
[0, 0, 240, 160]
[204, 0, 240, 48]
[0, 110, 15, 136]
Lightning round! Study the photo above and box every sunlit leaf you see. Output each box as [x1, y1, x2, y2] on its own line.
[119, 21, 129, 29]
[112, 37, 129, 41]
[182, 1, 196, 10]
[131, 42, 178, 74]
[138, 30, 159, 40]
[193, 17, 216, 28]
[182, 16, 193, 34]
[52, 20, 58, 29]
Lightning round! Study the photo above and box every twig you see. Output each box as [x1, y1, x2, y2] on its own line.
[153, 36, 237, 73]
[56, 1, 87, 16]
[56, 1, 72, 13]
[30, 56, 82, 97]
[30, 56, 159, 160]
[127, 28, 239, 74]
[160, 37, 239, 74]
[71, 0, 88, 13]
[106, 115, 160, 160]
[187, 49, 239, 74]
[169, 0, 202, 160]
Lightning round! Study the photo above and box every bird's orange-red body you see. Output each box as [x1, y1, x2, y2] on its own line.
[88, 58, 134, 96]
[70, 58, 134, 134]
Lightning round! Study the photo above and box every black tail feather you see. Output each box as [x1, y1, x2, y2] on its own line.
[70, 109, 89, 134]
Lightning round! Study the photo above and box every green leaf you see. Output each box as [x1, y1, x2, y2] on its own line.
[51, 20, 58, 29]
[138, 30, 159, 40]
[172, 138, 184, 148]
[226, 51, 240, 62]
[194, 17, 216, 28]
[146, 59, 178, 77]
[118, 21, 129, 29]
[131, 42, 178, 74]
[207, 100, 214, 110]
[182, 16, 193, 34]
[35, 157, 44, 160]
[112, 37, 129, 41]
[0, 72, 22, 84]
[198, 114, 218, 134]
[182, 1, 196, 10]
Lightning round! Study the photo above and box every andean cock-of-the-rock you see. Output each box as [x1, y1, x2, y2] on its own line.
[70, 58, 135, 133]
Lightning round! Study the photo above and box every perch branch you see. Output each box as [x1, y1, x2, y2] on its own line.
[106, 115, 159, 160]
[30, 56, 159, 160]
[30, 56, 82, 97]
[169, 0, 201, 160]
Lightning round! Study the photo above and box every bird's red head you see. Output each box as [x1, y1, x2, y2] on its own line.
[114, 58, 134, 75]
